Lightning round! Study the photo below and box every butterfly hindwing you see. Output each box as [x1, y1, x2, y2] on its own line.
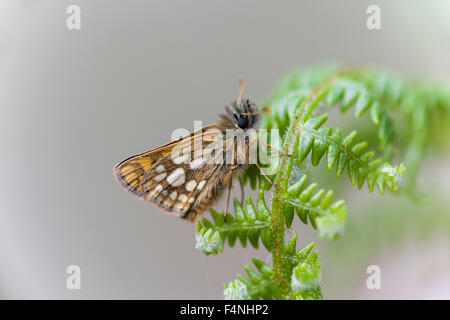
[140, 157, 211, 219]
[140, 130, 234, 222]
[115, 125, 232, 222]
[114, 143, 174, 197]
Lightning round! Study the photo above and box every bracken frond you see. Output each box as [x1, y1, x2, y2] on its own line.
[195, 192, 273, 255]
[192, 64, 449, 300]
[295, 113, 405, 194]
[286, 174, 347, 239]
[224, 241, 322, 300]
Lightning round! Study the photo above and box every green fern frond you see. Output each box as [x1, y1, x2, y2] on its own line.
[324, 78, 394, 151]
[224, 241, 323, 300]
[239, 167, 258, 190]
[286, 174, 347, 239]
[223, 279, 251, 300]
[265, 70, 395, 154]
[247, 84, 404, 193]
[266, 65, 338, 103]
[229, 258, 282, 300]
[347, 68, 450, 191]
[291, 252, 322, 299]
[295, 113, 405, 194]
[193, 64, 449, 300]
[195, 192, 273, 255]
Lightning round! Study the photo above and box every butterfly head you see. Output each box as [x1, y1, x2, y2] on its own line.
[226, 99, 259, 130]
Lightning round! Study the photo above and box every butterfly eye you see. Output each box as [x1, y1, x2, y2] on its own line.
[237, 115, 249, 129]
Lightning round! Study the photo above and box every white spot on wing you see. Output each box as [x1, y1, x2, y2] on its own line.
[172, 154, 189, 165]
[167, 168, 185, 187]
[156, 165, 165, 173]
[190, 157, 204, 169]
[178, 194, 188, 203]
[185, 180, 197, 192]
[170, 191, 178, 200]
[197, 180, 206, 191]
[154, 172, 166, 182]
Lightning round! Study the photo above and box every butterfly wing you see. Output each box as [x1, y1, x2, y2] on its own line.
[114, 125, 232, 222]
[114, 125, 218, 196]
[114, 144, 171, 197]
[140, 150, 234, 222]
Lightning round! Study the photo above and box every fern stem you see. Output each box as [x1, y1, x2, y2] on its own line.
[270, 79, 332, 299]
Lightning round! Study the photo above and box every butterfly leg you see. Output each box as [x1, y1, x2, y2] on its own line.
[256, 137, 291, 157]
[246, 137, 273, 186]
[239, 177, 245, 205]
[224, 164, 241, 221]
[254, 162, 273, 185]
[224, 178, 232, 221]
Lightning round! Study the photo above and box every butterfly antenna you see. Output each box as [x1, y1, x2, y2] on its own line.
[236, 78, 246, 105]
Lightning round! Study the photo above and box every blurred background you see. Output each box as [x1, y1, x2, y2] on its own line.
[0, 0, 449, 299]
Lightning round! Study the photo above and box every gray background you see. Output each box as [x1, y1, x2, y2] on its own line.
[1, 1, 449, 299]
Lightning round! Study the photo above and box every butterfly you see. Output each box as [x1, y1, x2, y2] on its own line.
[114, 81, 274, 223]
